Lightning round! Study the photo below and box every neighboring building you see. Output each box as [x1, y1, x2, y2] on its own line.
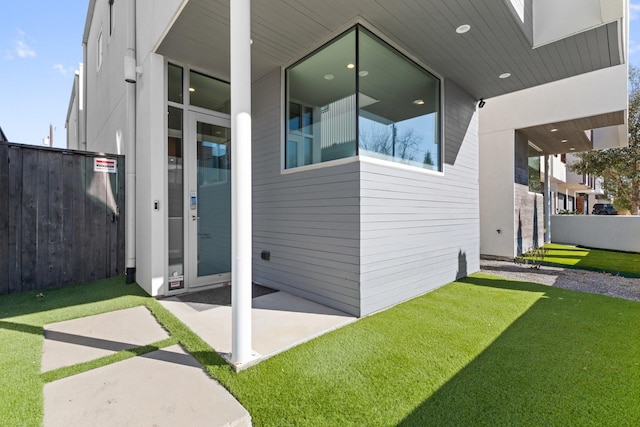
[65, 65, 85, 151]
[0, 126, 7, 142]
[72, 1, 628, 326]
[539, 153, 604, 215]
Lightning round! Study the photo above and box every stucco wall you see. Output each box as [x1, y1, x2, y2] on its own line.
[135, 53, 167, 296]
[479, 129, 517, 259]
[84, 0, 128, 154]
[551, 215, 640, 253]
[479, 65, 628, 141]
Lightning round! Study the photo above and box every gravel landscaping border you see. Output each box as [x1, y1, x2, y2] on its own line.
[480, 259, 640, 302]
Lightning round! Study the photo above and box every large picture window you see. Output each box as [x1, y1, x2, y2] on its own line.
[285, 25, 442, 171]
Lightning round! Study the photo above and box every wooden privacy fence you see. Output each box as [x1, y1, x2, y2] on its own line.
[0, 142, 125, 295]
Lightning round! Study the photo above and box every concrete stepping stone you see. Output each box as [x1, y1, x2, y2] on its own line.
[41, 306, 170, 372]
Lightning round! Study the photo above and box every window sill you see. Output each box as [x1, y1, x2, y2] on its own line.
[280, 155, 445, 177]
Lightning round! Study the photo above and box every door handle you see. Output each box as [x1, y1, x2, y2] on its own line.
[192, 215, 199, 221]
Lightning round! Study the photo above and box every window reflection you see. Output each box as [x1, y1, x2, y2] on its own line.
[285, 26, 441, 171]
[357, 28, 440, 170]
[286, 29, 357, 168]
[189, 70, 230, 114]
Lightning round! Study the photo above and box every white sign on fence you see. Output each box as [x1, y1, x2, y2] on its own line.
[94, 158, 117, 173]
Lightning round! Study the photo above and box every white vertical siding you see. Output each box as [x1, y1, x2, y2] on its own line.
[321, 94, 356, 148]
[359, 80, 480, 316]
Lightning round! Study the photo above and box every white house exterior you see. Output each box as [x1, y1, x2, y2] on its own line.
[479, 0, 629, 259]
[538, 153, 605, 215]
[72, 0, 628, 332]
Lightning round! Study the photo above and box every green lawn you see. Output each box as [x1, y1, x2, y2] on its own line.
[1, 273, 639, 426]
[0, 278, 152, 426]
[526, 243, 640, 276]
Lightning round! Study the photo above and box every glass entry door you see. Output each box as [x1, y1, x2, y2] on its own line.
[186, 112, 232, 289]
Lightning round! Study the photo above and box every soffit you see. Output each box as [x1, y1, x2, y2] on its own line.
[517, 111, 624, 156]
[157, 0, 621, 100]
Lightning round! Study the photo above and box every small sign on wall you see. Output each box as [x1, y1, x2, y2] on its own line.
[94, 158, 117, 173]
[168, 275, 184, 291]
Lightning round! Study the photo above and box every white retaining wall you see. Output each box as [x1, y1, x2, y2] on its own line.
[551, 215, 640, 253]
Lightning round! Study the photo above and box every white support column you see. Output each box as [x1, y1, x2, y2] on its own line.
[544, 155, 551, 244]
[230, 0, 253, 365]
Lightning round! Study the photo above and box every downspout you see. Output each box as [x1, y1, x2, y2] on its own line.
[124, 0, 137, 283]
[543, 155, 551, 244]
[230, 0, 254, 366]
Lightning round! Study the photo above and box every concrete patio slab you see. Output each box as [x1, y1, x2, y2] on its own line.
[41, 306, 170, 372]
[41, 289, 354, 425]
[43, 344, 251, 427]
[159, 290, 356, 368]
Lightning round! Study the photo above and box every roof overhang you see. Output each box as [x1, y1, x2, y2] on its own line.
[156, 0, 626, 101]
[518, 111, 625, 156]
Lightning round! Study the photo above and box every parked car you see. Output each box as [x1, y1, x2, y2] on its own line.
[592, 203, 618, 215]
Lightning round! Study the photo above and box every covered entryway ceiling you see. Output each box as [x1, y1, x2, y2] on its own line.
[518, 111, 625, 155]
[156, 0, 622, 102]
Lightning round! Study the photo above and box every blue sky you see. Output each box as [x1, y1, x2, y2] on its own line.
[0, 1, 87, 148]
[1, 1, 640, 148]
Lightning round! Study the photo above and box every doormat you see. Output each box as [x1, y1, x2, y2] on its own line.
[175, 283, 277, 307]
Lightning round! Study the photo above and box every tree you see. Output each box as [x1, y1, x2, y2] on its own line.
[423, 150, 433, 166]
[569, 65, 640, 214]
[359, 123, 421, 161]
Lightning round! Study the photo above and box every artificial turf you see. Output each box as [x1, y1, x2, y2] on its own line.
[527, 243, 640, 276]
[0, 277, 151, 427]
[221, 275, 640, 426]
[1, 272, 639, 426]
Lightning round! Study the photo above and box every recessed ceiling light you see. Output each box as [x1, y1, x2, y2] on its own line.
[324, 74, 334, 80]
[413, 99, 425, 105]
[550, 128, 558, 132]
[346, 63, 355, 69]
[456, 24, 471, 34]
[499, 73, 511, 79]
[570, 147, 576, 151]
[188, 87, 195, 92]
[358, 70, 369, 77]
[561, 139, 568, 143]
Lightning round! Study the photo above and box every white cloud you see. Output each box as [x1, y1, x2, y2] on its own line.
[16, 40, 36, 58]
[6, 29, 36, 59]
[631, 3, 640, 20]
[53, 64, 75, 76]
